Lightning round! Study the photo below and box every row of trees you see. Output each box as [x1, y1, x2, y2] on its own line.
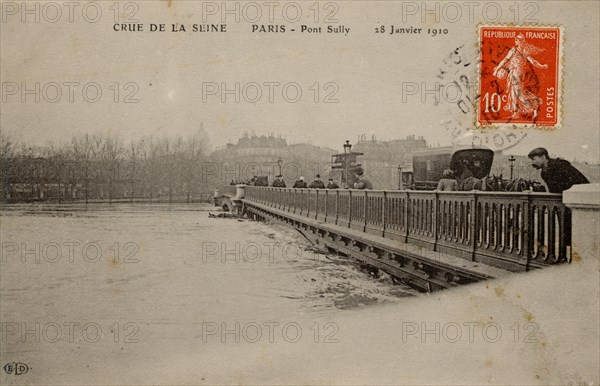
[1, 132, 212, 204]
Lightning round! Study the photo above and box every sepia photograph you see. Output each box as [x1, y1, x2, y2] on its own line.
[1, 1, 599, 384]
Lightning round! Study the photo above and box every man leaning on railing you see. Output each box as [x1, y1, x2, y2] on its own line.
[272, 175, 286, 188]
[308, 174, 326, 189]
[528, 147, 590, 253]
[353, 168, 373, 190]
[528, 148, 589, 193]
[326, 178, 339, 189]
[293, 176, 307, 189]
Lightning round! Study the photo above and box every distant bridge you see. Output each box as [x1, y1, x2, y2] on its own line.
[216, 185, 570, 292]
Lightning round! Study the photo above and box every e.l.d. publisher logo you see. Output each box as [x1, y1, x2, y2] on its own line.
[3, 362, 30, 375]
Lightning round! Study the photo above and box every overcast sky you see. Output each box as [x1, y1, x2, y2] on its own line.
[2, 1, 598, 162]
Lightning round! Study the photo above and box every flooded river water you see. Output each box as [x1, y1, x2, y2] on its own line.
[1, 203, 416, 384]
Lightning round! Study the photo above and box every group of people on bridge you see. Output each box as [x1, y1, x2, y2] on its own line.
[264, 167, 373, 190]
[231, 148, 589, 194]
[436, 147, 589, 194]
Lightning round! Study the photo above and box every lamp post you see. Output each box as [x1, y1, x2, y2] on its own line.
[343, 140, 352, 154]
[343, 140, 352, 188]
[508, 155, 516, 180]
[277, 157, 283, 176]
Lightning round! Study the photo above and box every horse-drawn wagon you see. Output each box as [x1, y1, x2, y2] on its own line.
[411, 147, 544, 192]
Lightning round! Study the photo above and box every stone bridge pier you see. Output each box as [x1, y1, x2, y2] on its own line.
[564, 183, 600, 263]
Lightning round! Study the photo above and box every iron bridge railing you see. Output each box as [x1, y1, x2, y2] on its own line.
[242, 186, 571, 271]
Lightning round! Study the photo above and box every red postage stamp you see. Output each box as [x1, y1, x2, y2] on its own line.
[478, 25, 563, 127]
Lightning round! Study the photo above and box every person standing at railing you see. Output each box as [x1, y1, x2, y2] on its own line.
[293, 176, 308, 189]
[272, 175, 286, 188]
[528, 148, 589, 193]
[353, 168, 373, 190]
[436, 169, 458, 191]
[326, 178, 339, 189]
[528, 147, 589, 251]
[308, 174, 326, 189]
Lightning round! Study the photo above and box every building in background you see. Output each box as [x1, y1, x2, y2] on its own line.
[208, 132, 336, 186]
[352, 134, 429, 189]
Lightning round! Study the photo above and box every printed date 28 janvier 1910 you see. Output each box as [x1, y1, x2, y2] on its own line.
[375, 25, 449, 37]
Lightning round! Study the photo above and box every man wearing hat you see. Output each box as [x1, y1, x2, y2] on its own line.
[293, 176, 308, 188]
[272, 175, 286, 187]
[308, 174, 326, 189]
[326, 178, 339, 189]
[528, 147, 589, 193]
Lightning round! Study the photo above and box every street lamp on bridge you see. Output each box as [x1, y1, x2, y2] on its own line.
[509, 155, 516, 180]
[343, 140, 352, 154]
[343, 140, 352, 188]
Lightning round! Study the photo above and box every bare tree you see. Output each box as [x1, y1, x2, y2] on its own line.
[138, 137, 157, 202]
[100, 136, 124, 205]
[126, 141, 139, 204]
[71, 134, 98, 204]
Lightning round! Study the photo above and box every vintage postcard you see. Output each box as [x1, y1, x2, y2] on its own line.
[1, 1, 598, 385]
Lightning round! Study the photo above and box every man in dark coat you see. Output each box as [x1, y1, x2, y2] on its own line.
[254, 176, 269, 187]
[528, 148, 589, 193]
[353, 168, 373, 190]
[272, 175, 286, 187]
[292, 176, 307, 188]
[308, 174, 325, 189]
[326, 178, 339, 189]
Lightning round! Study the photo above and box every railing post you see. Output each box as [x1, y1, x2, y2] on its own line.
[433, 191, 439, 252]
[523, 191, 533, 269]
[335, 190, 339, 225]
[471, 192, 478, 262]
[404, 191, 410, 242]
[348, 190, 353, 228]
[306, 189, 310, 218]
[323, 189, 327, 222]
[315, 190, 319, 220]
[382, 191, 387, 237]
[294, 189, 298, 214]
[363, 190, 368, 233]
